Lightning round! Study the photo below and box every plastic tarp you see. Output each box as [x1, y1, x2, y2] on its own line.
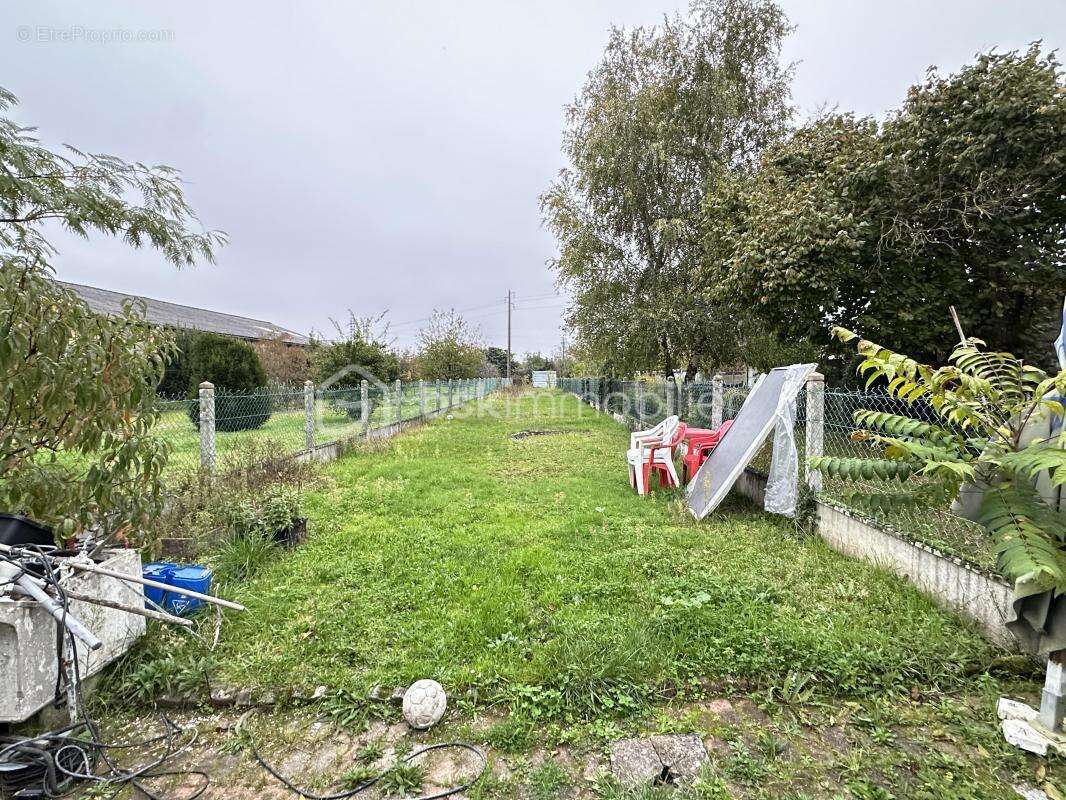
[764, 364, 817, 516]
[686, 363, 817, 520]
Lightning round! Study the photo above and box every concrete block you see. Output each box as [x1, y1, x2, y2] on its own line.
[0, 549, 146, 723]
[650, 734, 709, 779]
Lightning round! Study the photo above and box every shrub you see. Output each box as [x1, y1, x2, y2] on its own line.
[188, 389, 272, 432]
[186, 332, 268, 393]
[185, 333, 271, 431]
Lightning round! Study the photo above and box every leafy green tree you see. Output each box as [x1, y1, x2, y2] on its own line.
[0, 87, 222, 539]
[542, 0, 792, 379]
[158, 328, 199, 397]
[812, 327, 1066, 593]
[415, 310, 484, 379]
[312, 312, 399, 387]
[708, 46, 1066, 368]
[484, 346, 509, 377]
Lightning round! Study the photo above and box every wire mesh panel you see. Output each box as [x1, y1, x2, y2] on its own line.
[818, 389, 990, 567]
[211, 388, 306, 473]
[153, 397, 200, 481]
[315, 386, 365, 446]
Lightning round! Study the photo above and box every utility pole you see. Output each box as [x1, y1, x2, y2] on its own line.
[506, 290, 512, 382]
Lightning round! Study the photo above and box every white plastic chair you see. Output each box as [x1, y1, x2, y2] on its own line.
[627, 415, 681, 495]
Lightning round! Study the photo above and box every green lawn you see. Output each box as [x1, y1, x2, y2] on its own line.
[106, 390, 1062, 798]
[150, 391, 464, 478]
[214, 392, 994, 699]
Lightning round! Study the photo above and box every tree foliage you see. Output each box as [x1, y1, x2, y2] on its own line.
[0, 87, 221, 538]
[811, 327, 1066, 591]
[708, 45, 1066, 368]
[185, 334, 272, 432]
[253, 335, 313, 387]
[415, 309, 484, 380]
[542, 0, 792, 379]
[312, 312, 399, 387]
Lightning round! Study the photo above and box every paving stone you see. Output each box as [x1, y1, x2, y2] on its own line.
[368, 684, 388, 702]
[650, 734, 709, 779]
[209, 687, 236, 708]
[609, 738, 664, 787]
[704, 698, 737, 723]
[234, 688, 254, 708]
[390, 686, 408, 705]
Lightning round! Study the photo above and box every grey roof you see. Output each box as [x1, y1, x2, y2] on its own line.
[58, 281, 310, 345]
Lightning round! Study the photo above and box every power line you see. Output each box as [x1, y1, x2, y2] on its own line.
[388, 297, 508, 329]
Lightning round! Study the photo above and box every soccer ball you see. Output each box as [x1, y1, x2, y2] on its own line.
[402, 679, 447, 730]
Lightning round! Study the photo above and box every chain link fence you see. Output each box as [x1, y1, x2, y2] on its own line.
[149, 378, 498, 484]
[819, 389, 991, 569]
[559, 375, 990, 569]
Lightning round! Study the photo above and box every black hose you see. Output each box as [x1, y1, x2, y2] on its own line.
[251, 736, 487, 800]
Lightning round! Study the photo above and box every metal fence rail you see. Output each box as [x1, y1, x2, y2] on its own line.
[558, 374, 990, 569]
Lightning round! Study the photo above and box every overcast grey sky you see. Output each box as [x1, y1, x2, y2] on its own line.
[3, 1, 1063, 356]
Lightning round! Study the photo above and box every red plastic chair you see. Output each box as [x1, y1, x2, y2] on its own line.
[680, 419, 733, 484]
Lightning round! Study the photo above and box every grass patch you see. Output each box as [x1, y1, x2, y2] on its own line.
[200, 392, 992, 716]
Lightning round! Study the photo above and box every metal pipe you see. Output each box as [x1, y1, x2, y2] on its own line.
[38, 580, 194, 629]
[1, 564, 103, 651]
[0, 544, 244, 612]
[63, 560, 245, 612]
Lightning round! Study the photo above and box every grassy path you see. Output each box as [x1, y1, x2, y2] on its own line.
[215, 392, 992, 702]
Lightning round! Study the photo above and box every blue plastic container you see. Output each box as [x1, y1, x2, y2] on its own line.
[165, 565, 213, 616]
[142, 562, 176, 608]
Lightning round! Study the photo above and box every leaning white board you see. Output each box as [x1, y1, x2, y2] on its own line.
[686, 364, 817, 520]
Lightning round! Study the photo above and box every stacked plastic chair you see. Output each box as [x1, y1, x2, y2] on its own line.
[679, 419, 734, 484]
[627, 415, 687, 495]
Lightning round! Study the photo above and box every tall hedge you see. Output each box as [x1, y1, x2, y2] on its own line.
[186, 333, 272, 431]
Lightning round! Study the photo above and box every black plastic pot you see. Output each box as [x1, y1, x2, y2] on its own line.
[0, 513, 55, 547]
[272, 518, 307, 548]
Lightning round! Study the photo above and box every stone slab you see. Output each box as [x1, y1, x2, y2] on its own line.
[650, 734, 709, 779]
[609, 738, 663, 786]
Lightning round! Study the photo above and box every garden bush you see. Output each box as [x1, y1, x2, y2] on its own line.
[185, 333, 272, 431]
[187, 389, 273, 432]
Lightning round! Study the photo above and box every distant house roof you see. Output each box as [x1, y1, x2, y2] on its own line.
[58, 281, 310, 345]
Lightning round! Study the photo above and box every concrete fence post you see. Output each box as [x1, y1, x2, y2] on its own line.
[666, 380, 676, 418]
[436, 381, 442, 412]
[419, 380, 426, 418]
[304, 380, 315, 451]
[805, 372, 825, 492]
[711, 374, 723, 430]
[198, 381, 216, 475]
[394, 379, 403, 424]
[360, 380, 369, 436]
[636, 381, 644, 429]
[448, 379, 454, 408]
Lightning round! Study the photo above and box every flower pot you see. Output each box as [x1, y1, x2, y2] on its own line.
[0, 514, 54, 547]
